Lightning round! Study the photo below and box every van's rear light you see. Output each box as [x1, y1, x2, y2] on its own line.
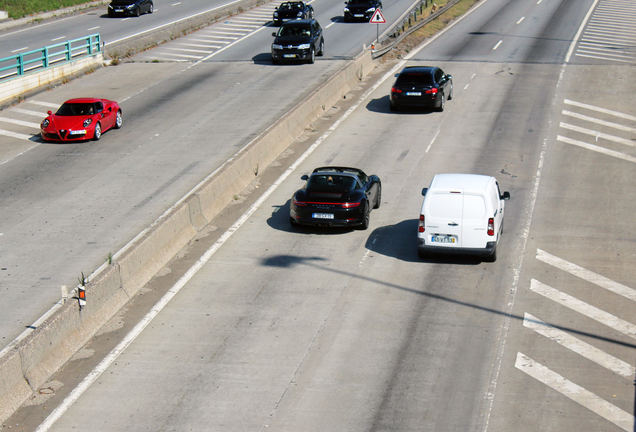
[487, 218, 494, 236]
[425, 88, 438, 94]
[342, 201, 361, 208]
[419, 214, 425, 232]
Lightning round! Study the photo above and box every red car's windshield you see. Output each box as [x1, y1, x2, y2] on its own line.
[56, 103, 95, 116]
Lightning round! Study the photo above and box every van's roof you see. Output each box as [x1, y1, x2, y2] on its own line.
[429, 173, 494, 193]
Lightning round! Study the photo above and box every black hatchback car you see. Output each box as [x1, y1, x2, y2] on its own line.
[343, 0, 382, 22]
[108, 0, 153, 17]
[273, 1, 314, 26]
[271, 19, 324, 64]
[389, 66, 453, 112]
[290, 166, 382, 230]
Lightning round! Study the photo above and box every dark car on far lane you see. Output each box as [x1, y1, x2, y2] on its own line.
[343, 0, 382, 22]
[389, 66, 453, 112]
[108, 0, 153, 17]
[271, 19, 324, 64]
[273, 1, 314, 26]
[290, 167, 382, 230]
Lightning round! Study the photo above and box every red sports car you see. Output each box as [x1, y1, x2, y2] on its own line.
[40, 98, 122, 141]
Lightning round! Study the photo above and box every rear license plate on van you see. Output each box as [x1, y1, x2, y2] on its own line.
[313, 213, 334, 219]
[432, 236, 455, 243]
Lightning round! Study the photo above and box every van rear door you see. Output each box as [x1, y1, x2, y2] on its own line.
[425, 191, 463, 247]
[461, 193, 488, 248]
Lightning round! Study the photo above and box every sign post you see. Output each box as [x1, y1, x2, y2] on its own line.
[369, 9, 386, 49]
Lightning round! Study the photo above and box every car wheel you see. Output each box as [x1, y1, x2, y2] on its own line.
[437, 93, 445, 112]
[108, 10, 114, 17]
[448, 81, 453, 100]
[389, 101, 398, 112]
[290, 217, 299, 227]
[114, 110, 123, 129]
[272, 57, 279, 65]
[358, 201, 370, 230]
[93, 122, 102, 141]
[308, 47, 315, 64]
[149, 3, 153, 13]
[417, 249, 427, 259]
[134, 6, 140, 17]
[318, 39, 324, 56]
[374, 185, 381, 209]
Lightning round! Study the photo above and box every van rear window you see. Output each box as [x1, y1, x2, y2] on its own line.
[428, 193, 462, 219]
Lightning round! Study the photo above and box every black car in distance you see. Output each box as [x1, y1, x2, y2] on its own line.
[271, 19, 324, 64]
[273, 1, 314, 26]
[108, 0, 153, 17]
[343, 0, 382, 22]
[290, 167, 382, 230]
[389, 66, 453, 112]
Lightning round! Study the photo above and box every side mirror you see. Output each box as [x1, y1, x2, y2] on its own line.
[301, 174, 309, 181]
[447, 74, 452, 80]
[47, 110, 52, 115]
[272, 32, 277, 37]
[501, 191, 510, 200]
[421, 187, 428, 196]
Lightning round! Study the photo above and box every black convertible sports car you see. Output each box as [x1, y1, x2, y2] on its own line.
[290, 167, 382, 229]
[273, 1, 314, 25]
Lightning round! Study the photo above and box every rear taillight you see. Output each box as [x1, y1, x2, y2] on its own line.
[487, 218, 494, 236]
[419, 214, 425, 233]
[425, 88, 438, 94]
[342, 201, 361, 209]
[391, 87, 402, 94]
[294, 200, 307, 207]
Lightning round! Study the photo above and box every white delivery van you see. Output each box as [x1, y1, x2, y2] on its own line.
[417, 173, 510, 262]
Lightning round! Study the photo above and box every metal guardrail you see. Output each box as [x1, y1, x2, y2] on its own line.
[0, 33, 101, 82]
[372, 0, 461, 58]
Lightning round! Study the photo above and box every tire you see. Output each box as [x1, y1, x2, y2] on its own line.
[114, 110, 123, 129]
[358, 201, 370, 230]
[389, 101, 398, 112]
[290, 217, 298, 227]
[93, 122, 102, 141]
[374, 185, 381, 209]
[308, 47, 315, 64]
[448, 81, 453, 100]
[134, 6, 140, 17]
[149, 3, 153, 13]
[318, 39, 324, 56]
[108, 10, 114, 17]
[272, 57, 279, 65]
[437, 93, 445, 112]
[417, 249, 427, 259]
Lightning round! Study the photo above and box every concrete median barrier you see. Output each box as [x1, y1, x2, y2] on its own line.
[0, 49, 377, 424]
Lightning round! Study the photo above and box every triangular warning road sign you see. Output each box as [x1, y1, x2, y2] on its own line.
[369, 8, 386, 23]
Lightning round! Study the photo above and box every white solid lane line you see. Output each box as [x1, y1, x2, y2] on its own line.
[523, 313, 635, 377]
[515, 353, 634, 432]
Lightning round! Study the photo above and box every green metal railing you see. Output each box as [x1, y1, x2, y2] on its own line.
[0, 34, 101, 81]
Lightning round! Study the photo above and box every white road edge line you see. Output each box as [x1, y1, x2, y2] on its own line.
[523, 313, 635, 377]
[565, 0, 600, 63]
[515, 353, 634, 431]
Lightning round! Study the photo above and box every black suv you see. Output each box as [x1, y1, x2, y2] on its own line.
[343, 0, 382, 22]
[271, 19, 325, 64]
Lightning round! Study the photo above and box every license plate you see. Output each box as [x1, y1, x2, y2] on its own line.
[284, 54, 297, 58]
[432, 236, 455, 243]
[354, 14, 364, 17]
[406, 92, 422, 96]
[115, 8, 124, 11]
[312, 213, 334, 219]
[69, 130, 86, 135]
